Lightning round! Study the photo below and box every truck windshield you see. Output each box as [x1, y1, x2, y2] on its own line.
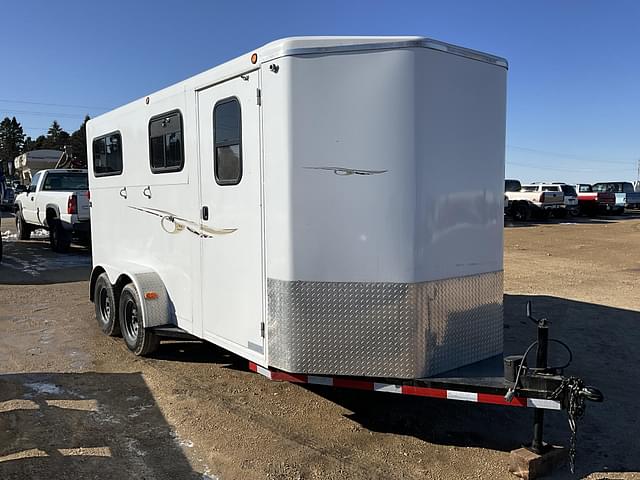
[578, 184, 592, 193]
[41, 172, 88, 191]
[594, 183, 627, 193]
[521, 186, 538, 192]
[505, 180, 521, 192]
[560, 185, 577, 196]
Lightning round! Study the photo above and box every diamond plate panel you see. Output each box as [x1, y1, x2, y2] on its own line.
[267, 271, 503, 378]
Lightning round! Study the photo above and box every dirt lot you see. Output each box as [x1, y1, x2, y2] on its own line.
[1, 211, 639, 479]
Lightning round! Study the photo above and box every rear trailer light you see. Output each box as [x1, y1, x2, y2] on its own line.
[67, 194, 77, 214]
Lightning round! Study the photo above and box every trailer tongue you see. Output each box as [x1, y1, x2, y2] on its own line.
[250, 302, 603, 475]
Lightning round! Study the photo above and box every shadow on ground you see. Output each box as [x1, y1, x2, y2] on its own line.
[0, 372, 200, 480]
[505, 210, 640, 228]
[180, 293, 636, 479]
[310, 295, 639, 478]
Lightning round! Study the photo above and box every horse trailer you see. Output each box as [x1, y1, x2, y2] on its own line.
[87, 37, 601, 472]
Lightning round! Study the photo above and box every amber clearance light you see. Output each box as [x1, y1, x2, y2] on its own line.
[251, 53, 258, 64]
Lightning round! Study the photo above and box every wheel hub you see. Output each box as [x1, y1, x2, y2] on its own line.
[124, 299, 139, 339]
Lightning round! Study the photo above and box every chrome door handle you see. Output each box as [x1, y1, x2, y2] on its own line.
[119, 187, 127, 199]
[143, 186, 152, 199]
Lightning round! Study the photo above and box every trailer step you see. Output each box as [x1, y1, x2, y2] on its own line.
[248, 362, 561, 411]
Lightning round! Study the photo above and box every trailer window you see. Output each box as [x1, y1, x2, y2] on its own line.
[149, 111, 184, 173]
[92, 132, 123, 176]
[213, 98, 242, 185]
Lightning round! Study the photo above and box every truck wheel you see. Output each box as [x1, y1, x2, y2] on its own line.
[119, 283, 159, 356]
[512, 203, 530, 222]
[16, 211, 32, 240]
[554, 209, 567, 219]
[49, 219, 71, 253]
[94, 273, 120, 336]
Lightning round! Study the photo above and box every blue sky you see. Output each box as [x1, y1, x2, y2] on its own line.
[1, 0, 638, 183]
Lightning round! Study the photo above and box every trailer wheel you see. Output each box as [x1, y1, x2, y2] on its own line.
[94, 273, 120, 336]
[119, 283, 159, 356]
[16, 210, 32, 240]
[49, 219, 71, 252]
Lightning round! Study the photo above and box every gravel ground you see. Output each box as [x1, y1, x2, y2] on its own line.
[0, 211, 638, 479]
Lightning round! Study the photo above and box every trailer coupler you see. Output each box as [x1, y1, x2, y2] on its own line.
[506, 302, 603, 473]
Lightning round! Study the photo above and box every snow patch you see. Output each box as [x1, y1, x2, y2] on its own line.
[23, 382, 63, 396]
[170, 430, 194, 448]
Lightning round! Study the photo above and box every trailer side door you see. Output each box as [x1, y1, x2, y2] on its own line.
[196, 73, 264, 362]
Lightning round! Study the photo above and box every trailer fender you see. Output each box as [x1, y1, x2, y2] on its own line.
[90, 264, 175, 328]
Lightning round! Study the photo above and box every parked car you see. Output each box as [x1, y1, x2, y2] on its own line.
[575, 184, 616, 215]
[505, 181, 565, 220]
[592, 182, 640, 213]
[504, 179, 522, 216]
[14, 169, 91, 252]
[550, 183, 579, 216]
[1, 184, 15, 211]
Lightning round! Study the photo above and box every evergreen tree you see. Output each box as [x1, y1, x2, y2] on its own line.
[45, 120, 70, 150]
[69, 115, 90, 167]
[0, 116, 25, 175]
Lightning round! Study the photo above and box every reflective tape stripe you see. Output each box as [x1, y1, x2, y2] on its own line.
[374, 383, 402, 394]
[307, 375, 333, 386]
[527, 398, 562, 410]
[249, 362, 563, 410]
[446, 390, 478, 402]
[256, 365, 272, 380]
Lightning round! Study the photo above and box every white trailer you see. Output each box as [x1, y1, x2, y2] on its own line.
[87, 36, 506, 374]
[87, 38, 601, 467]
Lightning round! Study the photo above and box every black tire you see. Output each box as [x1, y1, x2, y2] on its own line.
[119, 283, 159, 356]
[49, 218, 71, 252]
[16, 210, 32, 240]
[94, 273, 120, 336]
[554, 209, 567, 219]
[512, 202, 530, 222]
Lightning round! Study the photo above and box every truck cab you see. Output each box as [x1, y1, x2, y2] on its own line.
[14, 169, 91, 251]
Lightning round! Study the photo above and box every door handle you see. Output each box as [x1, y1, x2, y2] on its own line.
[202, 206, 209, 221]
[143, 186, 152, 199]
[119, 187, 127, 199]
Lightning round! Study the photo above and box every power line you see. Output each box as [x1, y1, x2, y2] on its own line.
[0, 98, 108, 110]
[0, 109, 88, 119]
[507, 144, 633, 165]
[506, 161, 633, 173]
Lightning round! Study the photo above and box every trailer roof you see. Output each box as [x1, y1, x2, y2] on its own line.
[89, 36, 507, 125]
[257, 36, 508, 68]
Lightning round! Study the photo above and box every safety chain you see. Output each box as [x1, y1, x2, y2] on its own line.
[551, 376, 587, 474]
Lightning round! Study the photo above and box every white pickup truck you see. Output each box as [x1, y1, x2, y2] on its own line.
[504, 180, 565, 221]
[14, 169, 91, 252]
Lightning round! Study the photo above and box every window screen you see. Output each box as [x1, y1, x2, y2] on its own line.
[149, 111, 184, 173]
[213, 98, 242, 185]
[92, 132, 123, 176]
